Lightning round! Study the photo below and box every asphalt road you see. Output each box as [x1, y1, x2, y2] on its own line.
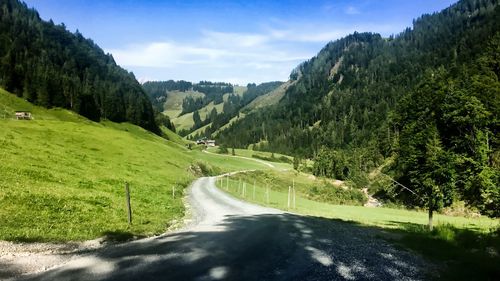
[19, 177, 430, 281]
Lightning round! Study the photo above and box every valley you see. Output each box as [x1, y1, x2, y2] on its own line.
[0, 0, 499, 280]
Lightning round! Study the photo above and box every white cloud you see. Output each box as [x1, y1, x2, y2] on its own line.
[109, 42, 226, 68]
[201, 30, 269, 48]
[345, 6, 361, 15]
[108, 22, 401, 84]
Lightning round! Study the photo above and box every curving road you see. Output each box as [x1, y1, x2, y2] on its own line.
[18, 177, 430, 281]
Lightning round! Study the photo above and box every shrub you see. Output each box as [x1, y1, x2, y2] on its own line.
[307, 183, 367, 206]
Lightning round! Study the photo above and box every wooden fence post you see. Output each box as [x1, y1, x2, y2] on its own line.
[293, 186, 296, 209]
[226, 175, 229, 190]
[125, 182, 132, 225]
[172, 185, 175, 199]
[287, 186, 291, 209]
[266, 184, 269, 204]
[253, 180, 256, 200]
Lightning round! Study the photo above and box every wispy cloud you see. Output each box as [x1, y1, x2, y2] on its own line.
[201, 30, 269, 48]
[110, 42, 227, 67]
[108, 22, 399, 84]
[108, 28, 320, 83]
[345, 6, 361, 15]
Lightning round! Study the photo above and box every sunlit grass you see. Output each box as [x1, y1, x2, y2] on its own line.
[205, 147, 293, 171]
[216, 170, 498, 231]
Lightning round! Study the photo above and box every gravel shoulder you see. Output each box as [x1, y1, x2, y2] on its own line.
[0, 239, 103, 279]
[4, 176, 432, 281]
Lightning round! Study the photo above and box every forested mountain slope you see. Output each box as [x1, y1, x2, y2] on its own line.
[0, 0, 159, 133]
[142, 80, 283, 138]
[218, 0, 499, 217]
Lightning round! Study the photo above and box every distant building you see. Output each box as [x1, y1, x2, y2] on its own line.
[15, 111, 32, 120]
[196, 138, 216, 147]
[196, 138, 207, 145]
[206, 140, 216, 147]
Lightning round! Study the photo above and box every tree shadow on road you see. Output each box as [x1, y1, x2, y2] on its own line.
[15, 213, 436, 281]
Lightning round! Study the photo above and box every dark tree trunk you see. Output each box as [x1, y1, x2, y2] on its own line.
[428, 208, 434, 231]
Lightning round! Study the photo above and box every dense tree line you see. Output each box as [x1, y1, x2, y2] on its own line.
[393, 37, 499, 222]
[0, 0, 159, 134]
[218, 0, 499, 218]
[155, 113, 176, 132]
[181, 96, 205, 115]
[193, 81, 233, 105]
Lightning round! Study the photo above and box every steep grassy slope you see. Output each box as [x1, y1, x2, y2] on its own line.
[172, 101, 225, 132]
[187, 123, 212, 139]
[233, 85, 247, 96]
[242, 81, 291, 112]
[163, 90, 204, 118]
[206, 82, 292, 137]
[0, 88, 273, 242]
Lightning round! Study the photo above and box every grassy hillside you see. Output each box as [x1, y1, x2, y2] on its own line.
[163, 87, 245, 133]
[242, 81, 290, 112]
[0, 88, 274, 242]
[160, 125, 190, 147]
[212, 113, 246, 137]
[233, 85, 247, 96]
[201, 82, 289, 138]
[172, 101, 225, 132]
[187, 123, 212, 139]
[163, 90, 204, 118]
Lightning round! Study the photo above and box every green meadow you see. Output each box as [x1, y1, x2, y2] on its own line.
[163, 90, 204, 119]
[217, 170, 497, 229]
[0, 88, 271, 242]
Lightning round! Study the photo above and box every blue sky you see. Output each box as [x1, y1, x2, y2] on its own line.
[23, 0, 457, 84]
